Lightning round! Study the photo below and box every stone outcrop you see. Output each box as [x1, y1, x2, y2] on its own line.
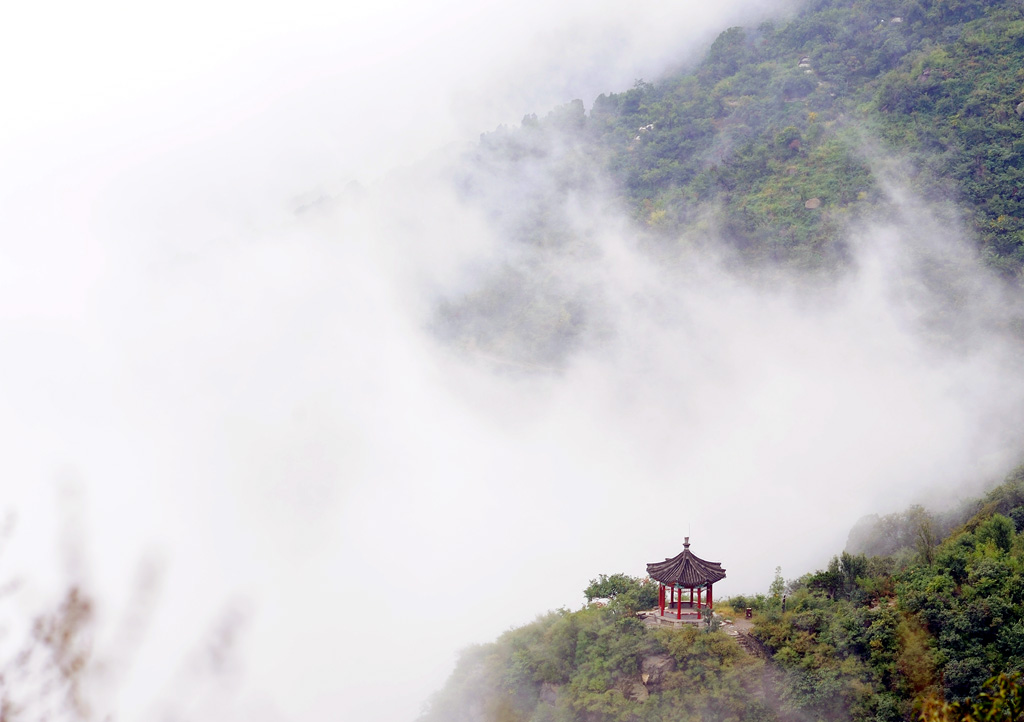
[628, 681, 650, 702]
[539, 682, 560, 705]
[640, 653, 676, 689]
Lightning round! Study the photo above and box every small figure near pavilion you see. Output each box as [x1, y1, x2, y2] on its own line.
[646, 537, 726, 622]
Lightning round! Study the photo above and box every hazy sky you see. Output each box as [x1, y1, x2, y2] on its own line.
[3, 1, 1024, 721]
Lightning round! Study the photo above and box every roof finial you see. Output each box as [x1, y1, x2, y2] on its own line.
[684, 536, 690, 548]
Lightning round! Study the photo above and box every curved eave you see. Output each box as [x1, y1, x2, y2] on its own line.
[646, 550, 727, 587]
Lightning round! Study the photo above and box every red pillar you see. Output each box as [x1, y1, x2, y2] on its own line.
[708, 583, 713, 610]
[659, 584, 665, 616]
[697, 588, 702, 620]
[676, 586, 681, 619]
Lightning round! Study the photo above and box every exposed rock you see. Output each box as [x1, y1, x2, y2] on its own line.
[640, 653, 676, 688]
[539, 682, 560, 705]
[804, 197, 822, 209]
[628, 681, 650, 702]
[1016, 101, 1024, 119]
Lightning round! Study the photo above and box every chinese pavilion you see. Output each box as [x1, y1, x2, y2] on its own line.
[646, 537, 726, 620]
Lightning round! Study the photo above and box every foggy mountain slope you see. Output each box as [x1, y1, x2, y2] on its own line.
[436, 0, 1024, 369]
[5, 0, 1024, 721]
[410, 2, 1024, 716]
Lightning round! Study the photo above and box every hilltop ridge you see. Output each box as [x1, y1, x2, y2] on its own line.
[420, 468, 1024, 722]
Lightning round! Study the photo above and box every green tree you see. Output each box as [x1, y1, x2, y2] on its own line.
[769, 566, 786, 606]
[975, 514, 1015, 553]
[583, 573, 658, 613]
[922, 672, 1024, 721]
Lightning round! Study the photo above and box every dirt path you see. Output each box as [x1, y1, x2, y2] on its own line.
[724, 617, 754, 635]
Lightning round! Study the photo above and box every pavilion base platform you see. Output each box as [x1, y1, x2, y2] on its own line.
[637, 603, 711, 627]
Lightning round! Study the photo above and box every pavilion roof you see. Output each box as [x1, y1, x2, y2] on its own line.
[646, 538, 726, 587]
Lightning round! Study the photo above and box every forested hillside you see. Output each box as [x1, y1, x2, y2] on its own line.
[437, 0, 1024, 366]
[420, 470, 1024, 722]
